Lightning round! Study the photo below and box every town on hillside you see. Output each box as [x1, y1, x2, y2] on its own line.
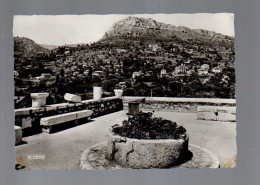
[14, 17, 235, 108]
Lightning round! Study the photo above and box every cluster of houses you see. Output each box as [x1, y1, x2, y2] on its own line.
[158, 63, 222, 77]
[14, 39, 235, 101]
[42, 41, 232, 86]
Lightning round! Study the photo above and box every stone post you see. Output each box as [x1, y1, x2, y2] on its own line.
[128, 101, 140, 115]
[31, 93, 49, 108]
[15, 126, 22, 145]
[93, 87, 102, 100]
[114, 89, 123, 97]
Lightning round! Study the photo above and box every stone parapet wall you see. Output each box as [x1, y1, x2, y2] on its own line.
[15, 96, 123, 132]
[122, 96, 236, 112]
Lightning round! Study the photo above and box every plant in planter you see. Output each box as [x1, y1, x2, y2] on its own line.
[112, 112, 187, 139]
[107, 112, 189, 169]
[114, 84, 123, 97]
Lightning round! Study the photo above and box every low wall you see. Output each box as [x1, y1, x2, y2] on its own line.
[122, 96, 236, 112]
[15, 96, 236, 133]
[15, 96, 123, 133]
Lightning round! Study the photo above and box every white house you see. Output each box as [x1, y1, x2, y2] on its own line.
[212, 67, 222, 73]
[201, 64, 210, 70]
[198, 69, 209, 76]
[160, 69, 167, 78]
[132, 71, 142, 79]
[92, 71, 105, 78]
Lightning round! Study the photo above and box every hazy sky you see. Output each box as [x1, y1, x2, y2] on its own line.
[13, 13, 234, 46]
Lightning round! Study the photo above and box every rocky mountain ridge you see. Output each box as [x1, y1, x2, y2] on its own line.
[101, 16, 234, 48]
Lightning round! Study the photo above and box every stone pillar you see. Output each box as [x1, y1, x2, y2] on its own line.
[15, 126, 22, 145]
[93, 87, 102, 100]
[31, 93, 49, 108]
[114, 89, 123, 97]
[128, 101, 140, 115]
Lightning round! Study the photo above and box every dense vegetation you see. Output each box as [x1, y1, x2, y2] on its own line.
[112, 112, 187, 139]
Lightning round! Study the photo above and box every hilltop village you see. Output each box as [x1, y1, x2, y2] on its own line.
[14, 17, 235, 108]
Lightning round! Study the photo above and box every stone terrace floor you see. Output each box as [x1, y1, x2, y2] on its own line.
[15, 110, 236, 170]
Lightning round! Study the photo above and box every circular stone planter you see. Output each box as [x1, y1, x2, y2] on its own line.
[107, 129, 189, 169]
[80, 142, 220, 170]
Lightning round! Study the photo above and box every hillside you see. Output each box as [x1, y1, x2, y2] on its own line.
[14, 37, 50, 59]
[101, 16, 234, 48]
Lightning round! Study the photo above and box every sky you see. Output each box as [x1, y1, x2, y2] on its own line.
[13, 13, 234, 46]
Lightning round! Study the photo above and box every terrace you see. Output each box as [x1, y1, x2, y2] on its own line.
[15, 92, 236, 170]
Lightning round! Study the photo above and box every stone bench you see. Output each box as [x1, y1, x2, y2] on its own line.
[197, 106, 236, 122]
[15, 126, 22, 145]
[40, 110, 93, 133]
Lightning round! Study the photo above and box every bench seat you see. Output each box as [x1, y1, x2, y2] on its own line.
[197, 106, 236, 122]
[40, 110, 93, 133]
[197, 106, 236, 114]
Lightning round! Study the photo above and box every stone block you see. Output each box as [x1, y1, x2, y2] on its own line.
[93, 87, 102, 100]
[128, 102, 139, 115]
[114, 89, 123, 97]
[40, 110, 93, 126]
[31, 93, 49, 108]
[64, 93, 82, 103]
[197, 112, 217, 121]
[22, 117, 32, 129]
[15, 126, 22, 145]
[217, 112, 236, 122]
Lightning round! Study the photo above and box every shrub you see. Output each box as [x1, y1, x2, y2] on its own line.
[114, 84, 122, 89]
[112, 112, 187, 139]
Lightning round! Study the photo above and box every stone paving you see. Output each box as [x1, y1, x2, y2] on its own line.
[176, 144, 219, 168]
[15, 110, 236, 170]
